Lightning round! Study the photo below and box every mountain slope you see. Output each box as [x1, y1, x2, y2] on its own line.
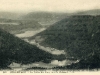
[76, 9, 100, 15]
[0, 28, 65, 68]
[0, 12, 22, 20]
[21, 12, 69, 26]
[29, 15, 100, 61]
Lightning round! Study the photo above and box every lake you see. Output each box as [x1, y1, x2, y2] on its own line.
[9, 59, 78, 70]
[0, 22, 19, 25]
[15, 28, 46, 38]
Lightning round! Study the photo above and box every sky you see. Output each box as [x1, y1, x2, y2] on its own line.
[0, 0, 100, 13]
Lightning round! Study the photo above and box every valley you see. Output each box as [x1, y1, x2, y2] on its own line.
[10, 24, 78, 70]
[0, 10, 100, 70]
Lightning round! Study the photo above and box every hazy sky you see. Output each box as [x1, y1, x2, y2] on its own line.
[0, 0, 100, 13]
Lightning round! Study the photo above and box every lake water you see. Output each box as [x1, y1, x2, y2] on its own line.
[0, 22, 19, 25]
[15, 28, 46, 38]
[9, 59, 78, 70]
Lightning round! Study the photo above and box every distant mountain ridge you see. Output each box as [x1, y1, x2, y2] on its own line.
[0, 12, 23, 20]
[76, 9, 100, 15]
[0, 9, 100, 19]
[21, 9, 100, 25]
[0, 9, 100, 25]
[21, 12, 68, 25]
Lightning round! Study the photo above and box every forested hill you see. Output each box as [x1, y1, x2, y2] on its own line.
[0, 28, 64, 68]
[29, 15, 100, 60]
[0, 19, 42, 32]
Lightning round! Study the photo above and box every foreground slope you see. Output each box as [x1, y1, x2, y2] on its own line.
[0, 29, 65, 68]
[30, 15, 100, 65]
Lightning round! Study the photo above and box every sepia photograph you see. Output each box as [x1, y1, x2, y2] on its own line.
[0, 0, 100, 74]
